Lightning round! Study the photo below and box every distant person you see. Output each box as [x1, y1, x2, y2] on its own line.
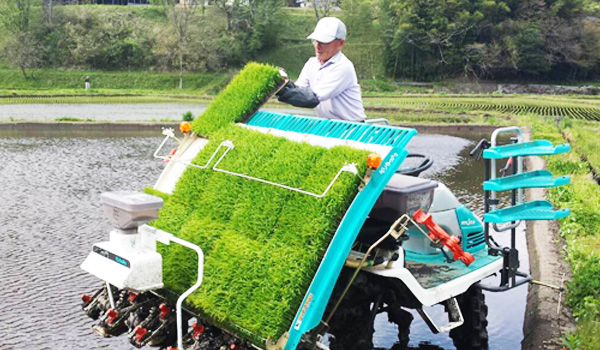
[276, 17, 366, 122]
[85, 76, 90, 91]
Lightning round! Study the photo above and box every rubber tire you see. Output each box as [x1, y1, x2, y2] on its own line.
[449, 285, 489, 350]
[387, 305, 413, 350]
[328, 301, 375, 350]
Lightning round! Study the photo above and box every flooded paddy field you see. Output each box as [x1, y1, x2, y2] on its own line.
[0, 104, 315, 122]
[0, 127, 527, 350]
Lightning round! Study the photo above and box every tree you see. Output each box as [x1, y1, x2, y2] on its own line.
[158, 0, 200, 89]
[381, 0, 488, 80]
[513, 23, 550, 74]
[0, 0, 41, 78]
[42, 0, 54, 25]
[312, 0, 338, 20]
[212, 0, 284, 61]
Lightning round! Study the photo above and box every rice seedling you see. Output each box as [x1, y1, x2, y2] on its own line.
[148, 63, 370, 343]
[364, 95, 600, 121]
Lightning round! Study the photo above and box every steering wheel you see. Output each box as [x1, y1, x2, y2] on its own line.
[396, 153, 433, 177]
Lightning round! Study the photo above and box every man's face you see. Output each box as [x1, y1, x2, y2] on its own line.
[313, 39, 345, 64]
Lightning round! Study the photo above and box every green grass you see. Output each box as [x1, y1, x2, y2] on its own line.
[149, 62, 370, 344]
[55, 117, 91, 122]
[0, 68, 230, 95]
[0, 94, 213, 104]
[524, 115, 600, 350]
[561, 120, 600, 178]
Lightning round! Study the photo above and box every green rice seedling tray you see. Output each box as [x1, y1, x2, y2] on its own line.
[482, 140, 570, 159]
[483, 170, 570, 191]
[147, 62, 417, 348]
[191, 62, 284, 136]
[483, 200, 571, 223]
[153, 125, 371, 342]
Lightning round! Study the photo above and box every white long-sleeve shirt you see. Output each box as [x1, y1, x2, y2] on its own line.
[296, 51, 367, 122]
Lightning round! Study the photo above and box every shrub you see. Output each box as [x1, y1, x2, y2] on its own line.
[182, 111, 194, 122]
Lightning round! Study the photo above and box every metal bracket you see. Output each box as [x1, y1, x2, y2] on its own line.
[478, 270, 532, 292]
[492, 220, 522, 232]
[364, 118, 390, 125]
[417, 297, 464, 334]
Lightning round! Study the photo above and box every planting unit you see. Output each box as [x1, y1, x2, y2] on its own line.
[79, 63, 571, 350]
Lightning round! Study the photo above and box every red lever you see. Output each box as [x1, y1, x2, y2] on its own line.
[191, 322, 206, 338]
[81, 294, 92, 305]
[128, 291, 139, 303]
[163, 148, 177, 163]
[158, 303, 171, 319]
[134, 326, 148, 342]
[413, 209, 475, 266]
[106, 309, 119, 324]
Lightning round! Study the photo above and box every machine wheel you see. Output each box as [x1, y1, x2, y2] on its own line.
[328, 299, 375, 350]
[387, 304, 413, 350]
[449, 285, 489, 350]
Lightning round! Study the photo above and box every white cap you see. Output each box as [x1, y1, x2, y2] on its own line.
[307, 17, 346, 44]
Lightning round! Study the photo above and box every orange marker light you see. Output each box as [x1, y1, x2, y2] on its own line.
[366, 153, 382, 170]
[179, 121, 191, 134]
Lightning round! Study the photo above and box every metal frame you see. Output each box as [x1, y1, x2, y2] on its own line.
[154, 113, 418, 350]
[154, 137, 359, 199]
[481, 126, 530, 291]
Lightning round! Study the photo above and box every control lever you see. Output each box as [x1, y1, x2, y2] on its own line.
[413, 209, 475, 266]
[469, 139, 490, 161]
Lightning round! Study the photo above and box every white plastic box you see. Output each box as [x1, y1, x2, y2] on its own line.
[100, 191, 163, 230]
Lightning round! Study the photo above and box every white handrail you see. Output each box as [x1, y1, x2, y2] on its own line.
[140, 225, 204, 350]
[171, 235, 204, 350]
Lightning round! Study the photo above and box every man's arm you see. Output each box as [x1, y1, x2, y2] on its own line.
[276, 81, 320, 108]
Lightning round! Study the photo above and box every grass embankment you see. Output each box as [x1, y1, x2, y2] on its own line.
[518, 115, 600, 349]
[148, 63, 369, 344]
[0, 68, 230, 96]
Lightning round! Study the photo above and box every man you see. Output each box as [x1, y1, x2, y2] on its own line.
[277, 17, 367, 122]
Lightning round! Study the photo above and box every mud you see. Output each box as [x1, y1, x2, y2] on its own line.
[522, 128, 576, 350]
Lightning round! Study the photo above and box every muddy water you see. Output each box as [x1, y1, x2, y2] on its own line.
[0, 129, 527, 350]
